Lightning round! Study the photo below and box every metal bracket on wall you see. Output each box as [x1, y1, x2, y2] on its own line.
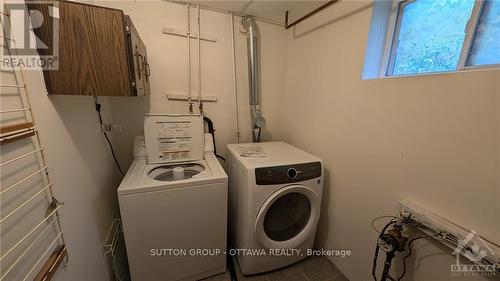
[166, 93, 217, 102]
[162, 27, 217, 42]
[284, 0, 341, 29]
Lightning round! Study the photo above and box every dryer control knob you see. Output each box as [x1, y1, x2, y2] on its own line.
[287, 168, 297, 179]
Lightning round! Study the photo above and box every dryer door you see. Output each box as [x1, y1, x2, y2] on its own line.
[254, 185, 320, 249]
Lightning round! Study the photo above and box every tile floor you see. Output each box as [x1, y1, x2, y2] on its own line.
[204, 256, 349, 281]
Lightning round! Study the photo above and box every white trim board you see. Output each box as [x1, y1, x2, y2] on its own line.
[162, 27, 217, 43]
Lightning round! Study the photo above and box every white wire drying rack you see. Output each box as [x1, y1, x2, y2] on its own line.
[103, 219, 130, 281]
[0, 4, 67, 281]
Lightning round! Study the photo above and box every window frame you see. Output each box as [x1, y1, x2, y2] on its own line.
[382, 0, 500, 77]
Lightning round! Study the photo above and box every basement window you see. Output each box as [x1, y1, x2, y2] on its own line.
[466, 0, 500, 66]
[362, 0, 500, 79]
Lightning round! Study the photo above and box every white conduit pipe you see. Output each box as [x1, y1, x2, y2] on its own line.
[230, 12, 240, 143]
[197, 4, 203, 114]
[186, 3, 193, 114]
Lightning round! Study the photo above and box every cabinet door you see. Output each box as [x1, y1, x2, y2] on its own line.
[127, 17, 145, 96]
[28, 1, 132, 96]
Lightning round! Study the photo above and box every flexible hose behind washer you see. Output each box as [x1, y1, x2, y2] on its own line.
[203, 116, 226, 161]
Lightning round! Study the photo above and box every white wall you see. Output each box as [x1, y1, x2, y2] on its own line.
[94, 1, 287, 170]
[282, 1, 500, 281]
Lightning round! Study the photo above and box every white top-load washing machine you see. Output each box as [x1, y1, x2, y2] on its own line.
[226, 142, 323, 274]
[118, 114, 227, 281]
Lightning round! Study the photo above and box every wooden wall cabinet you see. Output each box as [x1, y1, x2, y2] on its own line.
[27, 1, 150, 96]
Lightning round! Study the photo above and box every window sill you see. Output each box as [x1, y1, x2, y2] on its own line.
[362, 64, 500, 81]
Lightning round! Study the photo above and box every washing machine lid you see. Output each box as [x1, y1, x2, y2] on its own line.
[227, 142, 321, 168]
[144, 114, 204, 164]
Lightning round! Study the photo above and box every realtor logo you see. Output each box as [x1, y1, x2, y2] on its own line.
[451, 230, 497, 277]
[1, 1, 59, 70]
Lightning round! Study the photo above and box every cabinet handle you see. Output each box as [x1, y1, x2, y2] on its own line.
[135, 45, 142, 80]
[144, 62, 151, 81]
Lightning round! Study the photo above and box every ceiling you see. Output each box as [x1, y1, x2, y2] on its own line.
[179, 0, 330, 24]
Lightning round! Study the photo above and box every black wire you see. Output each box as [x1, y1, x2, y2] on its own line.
[372, 245, 380, 281]
[257, 127, 262, 142]
[371, 216, 399, 233]
[103, 131, 125, 176]
[371, 215, 434, 281]
[227, 250, 238, 281]
[372, 220, 397, 281]
[397, 235, 430, 281]
[395, 222, 497, 279]
[93, 97, 125, 176]
[203, 116, 226, 161]
[375, 215, 499, 279]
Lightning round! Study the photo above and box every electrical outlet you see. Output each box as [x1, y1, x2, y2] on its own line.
[101, 124, 122, 133]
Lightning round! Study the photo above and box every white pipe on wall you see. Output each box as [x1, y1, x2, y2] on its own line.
[230, 12, 240, 143]
[186, 3, 193, 114]
[197, 4, 203, 114]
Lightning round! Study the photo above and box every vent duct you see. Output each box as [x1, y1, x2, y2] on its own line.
[241, 16, 266, 142]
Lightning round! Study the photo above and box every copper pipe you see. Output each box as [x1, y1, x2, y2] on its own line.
[285, 0, 341, 29]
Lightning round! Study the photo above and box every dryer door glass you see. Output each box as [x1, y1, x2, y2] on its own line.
[263, 192, 311, 242]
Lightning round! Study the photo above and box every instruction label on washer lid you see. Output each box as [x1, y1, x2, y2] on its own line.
[240, 145, 266, 157]
[156, 122, 193, 161]
[144, 114, 204, 163]
[157, 122, 191, 137]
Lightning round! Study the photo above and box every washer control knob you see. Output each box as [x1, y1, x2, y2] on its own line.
[287, 168, 297, 179]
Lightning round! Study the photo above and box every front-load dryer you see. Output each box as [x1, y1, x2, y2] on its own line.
[226, 142, 323, 274]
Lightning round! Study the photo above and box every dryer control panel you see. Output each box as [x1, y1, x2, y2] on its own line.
[255, 162, 321, 185]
